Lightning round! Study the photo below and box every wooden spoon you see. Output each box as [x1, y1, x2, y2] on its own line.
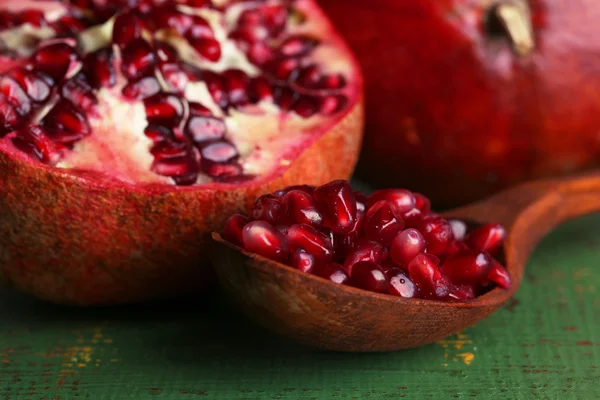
[211, 174, 600, 352]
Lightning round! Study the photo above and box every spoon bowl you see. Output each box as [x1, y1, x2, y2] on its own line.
[212, 174, 600, 352]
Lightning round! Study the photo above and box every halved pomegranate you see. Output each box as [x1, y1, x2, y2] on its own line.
[0, 0, 363, 305]
[220, 180, 511, 301]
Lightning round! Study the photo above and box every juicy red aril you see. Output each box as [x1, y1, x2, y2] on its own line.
[389, 228, 426, 267]
[282, 190, 322, 227]
[144, 125, 174, 143]
[42, 100, 91, 145]
[279, 35, 318, 58]
[12, 125, 62, 165]
[414, 193, 431, 215]
[388, 269, 418, 298]
[296, 64, 321, 88]
[349, 261, 389, 294]
[151, 140, 191, 160]
[222, 69, 249, 107]
[18, 9, 46, 27]
[274, 86, 298, 111]
[31, 42, 78, 82]
[414, 216, 453, 256]
[293, 96, 318, 118]
[122, 76, 161, 100]
[203, 162, 243, 180]
[248, 76, 274, 103]
[186, 112, 226, 144]
[368, 189, 416, 214]
[189, 37, 221, 62]
[52, 15, 87, 36]
[440, 250, 492, 286]
[355, 191, 368, 216]
[262, 4, 288, 36]
[200, 140, 239, 163]
[144, 94, 184, 127]
[407, 254, 450, 300]
[247, 42, 275, 67]
[155, 7, 193, 34]
[445, 239, 470, 258]
[121, 38, 156, 80]
[0, 97, 19, 134]
[112, 11, 143, 48]
[290, 249, 315, 273]
[0, 75, 31, 117]
[160, 63, 189, 93]
[231, 25, 269, 44]
[447, 285, 476, 301]
[319, 95, 348, 115]
[487, 259, 511, 289]
[187, 15, 214, 39]
[223, 214, 249, 246]
[287, 224, 333, 264]
[319, 73, 346, 90]
[363, 200, 405, 246]
[155, 41, 179, 63]
[60, 73, 96, 111]
[6, 68, 50, 103]
[343, 238, 387, 275]
[270, 58, 300, 82]
[237, 8, 262, 26]
[84, 47, 116, 88]
[313, 180, 357, 235]
[151, 144, 199, 185]
[314, 263, 348, 284]
[242, 220, 289, 263]
[252, 194, 282, 224]
[465, 223, 506, 257]
[202, 71, 228, 109]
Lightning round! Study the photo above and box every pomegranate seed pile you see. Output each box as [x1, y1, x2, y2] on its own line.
[0, 0, 355, 185]
[222, 180, 511, 301]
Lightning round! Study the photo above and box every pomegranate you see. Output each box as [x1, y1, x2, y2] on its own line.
[321, 0, 600, 206]
[0, 0, 363, 305]
[220, 179, 512, 301]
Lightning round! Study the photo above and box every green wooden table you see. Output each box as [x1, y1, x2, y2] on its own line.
[1, 214, 599, 399]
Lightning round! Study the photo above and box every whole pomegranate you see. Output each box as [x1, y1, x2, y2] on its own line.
[0, 0, 363, 305]
[320, 0, 600, 206]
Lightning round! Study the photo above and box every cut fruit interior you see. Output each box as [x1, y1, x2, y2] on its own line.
[0, 0, 360, 187]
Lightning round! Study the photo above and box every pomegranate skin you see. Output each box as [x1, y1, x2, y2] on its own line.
[321, 0, 600, 206]
[0, 101, 363, 305]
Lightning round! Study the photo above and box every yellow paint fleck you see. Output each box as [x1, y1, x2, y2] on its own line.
[457, 352, 475, 365]
[437, 331, 476, 366]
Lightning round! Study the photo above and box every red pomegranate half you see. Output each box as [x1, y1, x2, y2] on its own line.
[321, 0, 600, 206]
[0, 0, 363, 305]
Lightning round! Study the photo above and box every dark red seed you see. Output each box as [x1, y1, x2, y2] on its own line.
[270, 58, 300, 82]
[414, 216, 454, 256]
[465, 223, 506, 257]
[414, 193, 432, 215]
[122, 76, 161, 99]
[151, 142, 199, 184]
[151, 140, 190, 160]
[343, 238, 387, 275]
[293, 96, 318, 118]
[290, 249, 316, 273]
[363, 200, 405, 246]
[155, 8, 193, 34]
[319, 95, 348, 115]
[18, 9, 46, 27]
[276, 185, 316, 196]
[185, 110, 226, 144]
[144, 124, 174, 143]
[51, 15, 87, 36]
[313, 180, 357, 235]
[279, 35, 318, 58]
[447, 284, 476, 301]
[440, 250, 493, 286]
[274, 86, 298, 111]
[187, 15, 214, 39]
[230, 25, 269, 44]
[296, 64, 321, 88]
[262, 4, 288, 36]
[252, 194, 282, 224]
[238, 9, 262, 26]
[60, 73, 96, 111]
[389, 228, 427, 267]
[445, 239, 470, 258]
[407, 254, 450, 299]
[112, 11, 143, 48]
[202, 71, 228, 109]
[222, 69, 249, 107]
[159, 63, 189, 93]
[31, 42, 78, 82]
[189, 37, 221, 62]
[223, 214, 249, 246]
[487, 259, 511, 289]
[388, 269, 419, 298]
[242, 220, 289, 263]
[0, 75, 31, 117]
[155, 42, 179, 63]
[246, 42, 275, 67]
[203, 162, 243, 180]
[349, 261, 389, 293]
[368, 189, 416, 214]
[84, 47, 116, 88]
[319, 73, 346, 90]
[332, 224, 361, 263]
[313, 263, 348, 284]
[248, 76, 274, 103]
[0, 96, 19, 134]
[121, 38, 156, 80]
[354, 191, 368, 217]
[144, 93, 184, 127]
[12, 125, 62, 165]
[42, 100, 91, 145]
[282, 190, 322, 227]
[8, 68, 50, 103]
[287, 224, 333, 264]
[200, 140, 239, 163]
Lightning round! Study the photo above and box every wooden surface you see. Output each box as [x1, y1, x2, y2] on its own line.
[1, 213, 599, 399]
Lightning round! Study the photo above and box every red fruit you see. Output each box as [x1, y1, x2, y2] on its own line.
[363, 200, 405, 246]
[290, 249, 315, 273]
[407, 254, 450, 300]
[465, 223, 506, 257]
[242, 220, 289, 263]
[279, 35, 318, 58]
[314, 262, 348, 284]
[287, 224, 333, 264]
[388, 269, 418, 298]
[349, 261, 388, 293]
[0, 0, 362, 306]
[343, 238, 387, 275]
[389, 228, 426, 267]
[313, 180, 357, 235]
[252, 194, 282, 224]
[414, 216, 453, 256]
[440, 250, 493, 287]
[487, 259, 511, 290]
[447, 285, 476, 301]
[282, 190, 322, 227]
[223, 214, 249, 246]
[368, 189, 416, 214]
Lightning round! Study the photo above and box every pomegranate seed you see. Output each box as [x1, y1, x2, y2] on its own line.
[42, 100, 91, 145]
[187, 15, 214, 39]
[248, 76, 274, 102]
[188, 37, 221, 62]
[112, 11, 143, 48]
[144, 124, 175, 143]
[296, 64, 321, 88]
[84, 47, 116, 88]
[313, 263, 348, 284]
[445, 239, 470, 258]
[182, 0, 212, 8]
[60, 73, 96, 111]
[319, 73, 346, 90]
[155, 42, 179, 63]
[144, 93, 184, 127]
[7, 68, 50, 103]
[230, 25, 269, 44]
[279, 35, 318, 58]
[440, 250, 492, 286]
[465, 223, 506, 256]
[349, 261, 389, 294]
[282, 190, 322, 227]
[274, 185, 316, 197]
[0, 96, 19, 134]
[186, 112, 226, 144]
[274, 86, 298, 111]
[151, 140, 190, 160]
[262, 5, 288, 36]
[18, 10, 46, 27]
[270, 58, 300, 82]
[354, 191, 368, 216]
[200, 140, 239, 163]
[407, 254, 450, 299]
[121, 38, 156, 80]
[223, 214, 249, 246]
[343, 238, 387, 275]
[448, 220, 467, 241]
[238, 9, 263, 26]
[388, 269, 419, 298]
[247, 42, 275, 67]
[222, 69, 249, 107]
[313, 180, 357, 235]
[202, 71, 228, 109]
[487, 259, 511, 289]
[319, 95, 348, 115]
[0, 75, 32, 117]
[368, 189, 416, 214]
[363, 200, 405, 246]
[331, 224, 361, 263]
[203, 162, 243, 180]
[414, 216, 453, 256]
[389, 228, 427, 267]
[293, 96, 318, 118]
[52, 15, 87, 36]
[122, 76, 161, 99]
[151, 142, 199, 184]
[252, 194, 282, 224]
[160, 63, 189, 93]
[242, 220, 289, 263]
[287, 224, 333, 264]
[12, 125, 62, 165]
[31, 43, 78, 82]
[155, 8, 193, 34]
[414, 193, 431, 215]
[290, 249, 316, 273]
[447, 285, 476, 301]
